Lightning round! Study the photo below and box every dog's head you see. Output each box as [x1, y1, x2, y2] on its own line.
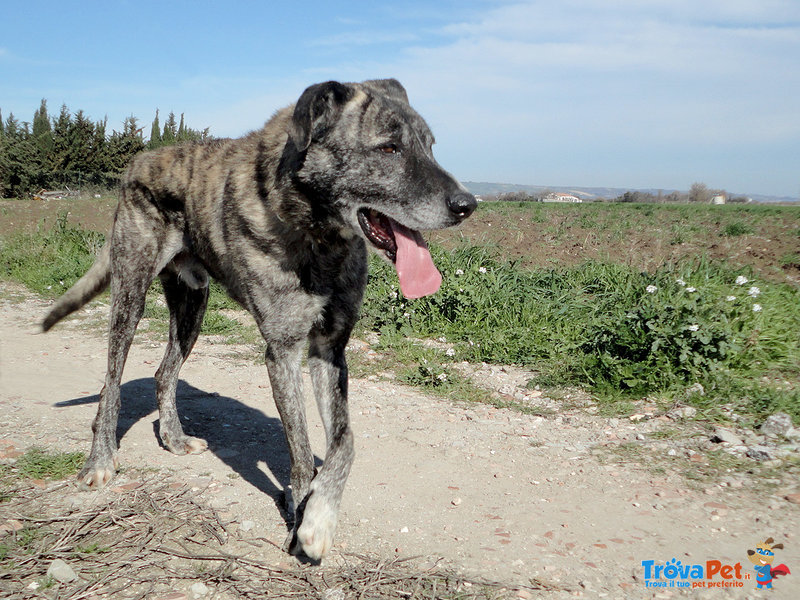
[285, 78, 476, 298]
[747, 538, 783, 565]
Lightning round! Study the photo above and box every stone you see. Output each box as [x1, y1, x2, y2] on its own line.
[667, 406, 697, 420]
[47, 558, 78, 583]
[190, 582, 209, 598]
[784, 493, 800, 505]
[760, 412, 793, 437]
[711, 427, 742, 445]
[240, 520, 255, 532]
[746, 445, 773, 461]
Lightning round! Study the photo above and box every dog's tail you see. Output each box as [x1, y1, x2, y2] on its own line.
[42, 242, 111, 332]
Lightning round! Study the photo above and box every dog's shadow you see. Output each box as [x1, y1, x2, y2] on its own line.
[55, 379, 320, 524]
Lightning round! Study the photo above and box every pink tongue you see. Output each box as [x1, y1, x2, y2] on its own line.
[389, 220, 442, 299]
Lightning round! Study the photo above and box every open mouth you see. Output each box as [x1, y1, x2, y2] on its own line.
[356, 208, 442, 299]
[357, 208, 398, 262]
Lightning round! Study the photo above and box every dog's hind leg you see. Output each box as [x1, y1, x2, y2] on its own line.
[155, 271, 209, 455]
[79, 234, 161, 487]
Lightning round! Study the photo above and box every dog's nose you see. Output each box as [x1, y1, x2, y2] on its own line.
[447, 191, 477, 219]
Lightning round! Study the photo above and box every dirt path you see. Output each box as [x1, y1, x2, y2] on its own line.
[1, 289, 798, 599]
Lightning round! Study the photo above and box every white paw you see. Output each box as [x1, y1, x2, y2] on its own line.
[79, 456, 119, 488]
[296, 493, 338, 559]
[184, 436, 208, 454]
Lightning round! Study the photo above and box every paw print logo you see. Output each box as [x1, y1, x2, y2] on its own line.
[664, 558, 683, 579]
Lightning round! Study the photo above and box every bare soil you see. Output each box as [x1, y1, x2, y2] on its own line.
[2, 288, 799, 599]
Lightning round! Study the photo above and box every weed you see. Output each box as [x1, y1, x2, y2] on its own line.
[721, 221, 754, 237]
[16, 448, 85, 480]
[74, 542, 110, 554]
[0, 212, 104, 297]
[359, 244, 800, 419]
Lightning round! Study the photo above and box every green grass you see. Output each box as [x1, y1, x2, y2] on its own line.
[361, 244, 800, 422]
[15, 447, 85, 480]
[0, 212, 104, 297]
[721, 221, 754, 237]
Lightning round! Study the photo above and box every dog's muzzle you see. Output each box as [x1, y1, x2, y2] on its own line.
[447, 191, 477, 220]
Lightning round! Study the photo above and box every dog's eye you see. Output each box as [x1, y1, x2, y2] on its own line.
[378, 144, 399, 155]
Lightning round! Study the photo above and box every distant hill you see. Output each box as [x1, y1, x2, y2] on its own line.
[462, 182, 797, 204]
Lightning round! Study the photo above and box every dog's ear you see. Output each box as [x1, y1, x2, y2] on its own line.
[772, 543, 784, 550]
[289, 81, 352, 151]
[765, 537, 775, 545]
[362, 78, 409, 104]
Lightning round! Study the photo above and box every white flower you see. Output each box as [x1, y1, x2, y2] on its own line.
[646, 285, 658, 294]
[437, 373, 448, 382]
[390, 291, 398, 299]
[688, 324, 699, 332]
[686, 287, 697, 293]
[478, 267, 487, 274]
[726, 296, 737, 302]
[676, 278, 686, 286]
[748, 286, 761, 297]
[446, 348, 456, 357]
[455, 269, 464, 276]
[735, 276, 748, 285]
[752, 303, 762, 312]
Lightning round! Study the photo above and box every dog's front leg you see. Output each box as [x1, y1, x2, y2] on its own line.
[264, 343, 316, 545]
[292, 330, 355, 560]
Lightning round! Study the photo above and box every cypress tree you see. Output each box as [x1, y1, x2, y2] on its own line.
[148, 109, 162, 149]
[32, 99, 51, 138]
[162, 111, 177, 145]
[177, 112, 186, 141]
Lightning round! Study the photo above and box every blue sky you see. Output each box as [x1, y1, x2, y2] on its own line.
[2, 0, 799, 198]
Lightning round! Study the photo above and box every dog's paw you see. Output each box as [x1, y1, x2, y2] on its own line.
[162, 432, 208, 455]
[295, 493, 338, 560]
[78, 456, 119, 488]
[183, 436, 208, 454]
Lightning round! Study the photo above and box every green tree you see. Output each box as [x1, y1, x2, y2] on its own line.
[0, 113, 39, 197]
[50, 104, 73, 173]
[106, 115, 145, 171]
[148, 109, 162, 149]
[32, 99, 51, 138]
[177, 113, 187, 141]
[162, 111, 177, 145]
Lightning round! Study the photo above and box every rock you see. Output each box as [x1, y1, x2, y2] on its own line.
[240, 520, 255, 532]
[47, 558, 78, 583]
[760, 412, 793, 437]
[190, 582, 209, 598]
[784, 493, 800, 505]
[711, 427, 742, 445]
[746, 445, 773, 461]
[686, 383, 705, 396]
[667, 406, 697, 420]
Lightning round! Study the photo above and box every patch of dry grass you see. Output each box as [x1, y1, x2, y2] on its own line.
[0, 475, 547, 599]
